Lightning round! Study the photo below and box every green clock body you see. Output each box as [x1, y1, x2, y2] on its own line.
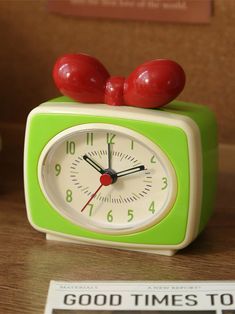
[24, 97, 217, 255]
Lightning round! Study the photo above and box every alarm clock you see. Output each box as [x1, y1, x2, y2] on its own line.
[24, 96, 217, 256]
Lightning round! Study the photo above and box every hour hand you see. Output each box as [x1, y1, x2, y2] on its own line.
[83, 155, 105, 174]
[116, 165, 145, 178]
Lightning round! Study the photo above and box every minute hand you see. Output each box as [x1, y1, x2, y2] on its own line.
[116, 165, 145, 178]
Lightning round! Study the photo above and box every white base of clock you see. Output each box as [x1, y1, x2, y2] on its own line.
[46, 233, 177, 256]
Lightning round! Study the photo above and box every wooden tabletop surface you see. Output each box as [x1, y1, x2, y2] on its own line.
[0, 161, 235, 314]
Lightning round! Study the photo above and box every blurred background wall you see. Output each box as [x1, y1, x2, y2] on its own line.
[0, 0, 234, 149]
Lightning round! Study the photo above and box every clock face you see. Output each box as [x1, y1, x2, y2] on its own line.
[38, 124, 177, 234]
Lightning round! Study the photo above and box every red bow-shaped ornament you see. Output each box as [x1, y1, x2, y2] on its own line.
[53, 53, 185, 108]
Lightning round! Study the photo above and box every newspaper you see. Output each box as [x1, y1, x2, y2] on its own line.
[45, 281, 235, 314]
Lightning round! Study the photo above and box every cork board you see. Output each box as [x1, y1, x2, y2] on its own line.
[0, 0, 234, 144]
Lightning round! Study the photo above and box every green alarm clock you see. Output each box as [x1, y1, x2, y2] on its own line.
[24, 96, 217, 256]
[24, 54, 217, 255]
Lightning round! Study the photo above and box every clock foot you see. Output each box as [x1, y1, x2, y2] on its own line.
[46, 233, 87, 245]
[46, 233, 177, 256]
[129, 248, 177, 256]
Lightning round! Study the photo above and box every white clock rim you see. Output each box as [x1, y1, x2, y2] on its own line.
[37, 123, 178, 234]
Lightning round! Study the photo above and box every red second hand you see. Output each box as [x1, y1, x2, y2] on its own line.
[81, 183, 103, 212]
[81, 173, 113, 212]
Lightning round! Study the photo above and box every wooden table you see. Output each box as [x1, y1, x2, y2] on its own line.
[0, 161, 235, 314]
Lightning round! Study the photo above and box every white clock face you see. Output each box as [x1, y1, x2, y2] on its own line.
[38, 124, 177, 234]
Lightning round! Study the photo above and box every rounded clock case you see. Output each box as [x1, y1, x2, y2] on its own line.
[24, 97, 217, 256]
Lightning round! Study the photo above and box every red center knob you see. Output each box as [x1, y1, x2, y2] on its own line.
[100, 173, 113, 186]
